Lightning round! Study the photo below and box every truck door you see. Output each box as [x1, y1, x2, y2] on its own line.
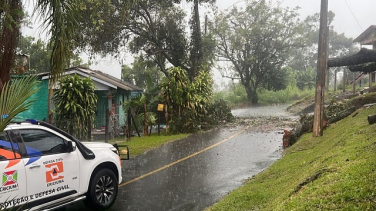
[0, 131, 27, 210]
[16, 128, 80, 208]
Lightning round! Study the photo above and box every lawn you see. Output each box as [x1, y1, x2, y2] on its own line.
[111, 133, 190, 157]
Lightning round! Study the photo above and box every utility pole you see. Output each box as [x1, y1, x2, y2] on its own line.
[313, 0, 328, 137]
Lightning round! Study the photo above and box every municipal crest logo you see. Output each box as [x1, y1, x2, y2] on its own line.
[2, 170, 17, 186]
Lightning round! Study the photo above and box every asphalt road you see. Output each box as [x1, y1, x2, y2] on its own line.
[68, 106, 290, 211]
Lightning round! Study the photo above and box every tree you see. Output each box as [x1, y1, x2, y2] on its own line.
[0, 0, 23, 90]
[125, 1, 190, 76]
[74, 0, 215, 81]
[295, 67, 316, 90]
[121, 55, 162, 90]
[186, 0, 216, 80]
[17, 35, 88, 74]
[288, 11, 356, 89]
[17, 36, 51, 74]
[53, 74, 97, 140]
[212, 0, 304, 104]
[34, 0, 80, 84]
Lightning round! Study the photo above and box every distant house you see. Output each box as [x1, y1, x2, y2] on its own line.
[353, 25, 376, 47]
[17, 66, 143, 133]
[353, 25, 376, 85]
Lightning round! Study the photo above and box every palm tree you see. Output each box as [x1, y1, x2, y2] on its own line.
[0, 76, 39, 132]
[34, 0, 79, 84]
[1, 0, 139, 125]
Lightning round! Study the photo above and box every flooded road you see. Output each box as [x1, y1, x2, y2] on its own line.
[68, 105, 294, 211]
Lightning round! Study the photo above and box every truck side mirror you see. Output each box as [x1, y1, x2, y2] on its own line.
[67, 141, 76, 152]
[113, 144, 129, 160]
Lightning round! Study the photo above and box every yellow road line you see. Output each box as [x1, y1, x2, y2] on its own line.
[118, 126, 249, 188]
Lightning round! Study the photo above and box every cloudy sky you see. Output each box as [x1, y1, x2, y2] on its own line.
[217, 0, 376, 39]
[22, 0, 376, 79]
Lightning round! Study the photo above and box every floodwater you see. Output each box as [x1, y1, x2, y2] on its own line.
[67, 105, 293, 211]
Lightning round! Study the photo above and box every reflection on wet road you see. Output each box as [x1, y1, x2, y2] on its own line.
[68, 106, 287, 211]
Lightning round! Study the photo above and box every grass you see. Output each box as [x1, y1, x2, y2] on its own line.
[111, 133, 190, 157]
[207, 105, 376, 210]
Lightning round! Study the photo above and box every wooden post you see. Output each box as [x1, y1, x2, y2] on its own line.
[158, 112, 160, 135]
[48, 79, 54, 124]
[105, 108, 109, 143]
[343, 68, 346, 92]
[164, 103, 168, 135]
[369, 72, 372, 88]
[127, 108, 131, 139]
[353, 72, 356, 94]
[157, 103, 164, 135]
[313, 0, 328, 137]
[334, 68, 337, 91]
[144, 103, 147, 136]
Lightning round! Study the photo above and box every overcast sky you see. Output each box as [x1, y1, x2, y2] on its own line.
[217, 0, 376, 39]
[22, 0, 376, 79]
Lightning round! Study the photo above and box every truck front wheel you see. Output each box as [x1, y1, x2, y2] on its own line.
[84, 168, 118, 210]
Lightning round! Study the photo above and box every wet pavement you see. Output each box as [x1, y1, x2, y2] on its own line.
[67, 105, 293, 211]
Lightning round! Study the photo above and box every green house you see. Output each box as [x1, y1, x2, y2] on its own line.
[17, 66, 143, 132]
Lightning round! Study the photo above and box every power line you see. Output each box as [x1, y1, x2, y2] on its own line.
[272, 0, 285, 8]
[225, 0, 248, 10]
[343, 0, 363, 31]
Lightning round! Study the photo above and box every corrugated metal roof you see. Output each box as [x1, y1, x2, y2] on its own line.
[40, 67, 143, 92]
[353, 25, 376, 43]
[72, 67, 143, 91]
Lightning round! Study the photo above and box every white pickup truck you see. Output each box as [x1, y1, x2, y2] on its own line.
[0, 119, 129, 210]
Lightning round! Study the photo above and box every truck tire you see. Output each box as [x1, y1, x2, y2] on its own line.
[84, 168, 118, 210]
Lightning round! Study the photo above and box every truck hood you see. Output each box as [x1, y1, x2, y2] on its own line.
[81, 142, 114, 150]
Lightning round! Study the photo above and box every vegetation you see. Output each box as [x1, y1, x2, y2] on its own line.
[53, 74, 97, 140]
[33, 0, 81, 84]
[0, 0, 23, 90]
[211, 0, 305, 104]
[112, 133, 190, 157]
[121, 56, 162, 90]
[207, 104, 376, 211]
[214, 78, 315, 107]
[159, 67, 214, 133]
[16, 36, 86, 74]
[257, 86, 314, 105]
[123, 94, 157, 136]
[0, 76, 39, 132]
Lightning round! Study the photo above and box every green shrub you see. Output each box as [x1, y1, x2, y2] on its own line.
[205, 99, 234, 126]
[258, 85, 314, 105]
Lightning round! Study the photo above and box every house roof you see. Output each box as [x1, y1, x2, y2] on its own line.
[40, 66, 143, 92]
[353, 25, 376, 45]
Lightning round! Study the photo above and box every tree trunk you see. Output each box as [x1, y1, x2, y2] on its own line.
[0, 0, 22, 87]
[328, 48, 376, 68]
[189, 0, 202, 81]
[244, 85, 258, 105]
